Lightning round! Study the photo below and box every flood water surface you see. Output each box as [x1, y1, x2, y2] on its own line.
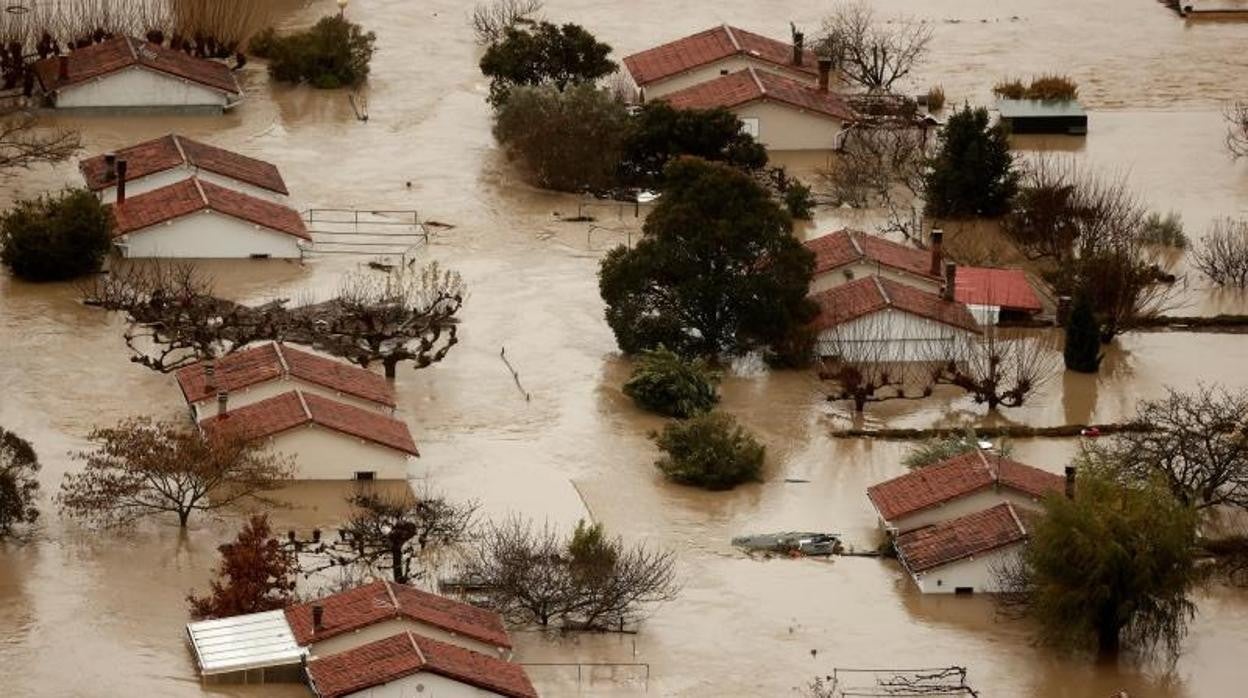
[3, 0, 1248, 696]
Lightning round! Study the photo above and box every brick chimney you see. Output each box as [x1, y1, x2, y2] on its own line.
[216, 390, 228, 416]
[115, 158, 128, 203]
[792, 30, 804, 66]
[1064, 466, 1076, 500]
[942, 261, 957, 301]
[103, 153, 117, 181]
[203, 361, 216, 393]
[57, 54, 69, 82]
[312, 604, 324, 631]
[817, 56, 832, 92]
[929, 228, 944, 276]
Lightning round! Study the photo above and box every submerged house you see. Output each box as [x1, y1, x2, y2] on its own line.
[32, 36, 242, 111]
[109, 177, 309, 258]
[809, 274, 980, 362]
[804, 228, 944, 295]
[657, 66, 854, 151]
[198, 391, 419, 481]
[953, 266, 1044, 325]
[623, 24, 820, 101]
[996, 98, 1087, 135]
[867, 450, 1066, 534]
[175, 343, 397, 420]
[81, 134, 289, 203]
[893, 502, 1030, 594]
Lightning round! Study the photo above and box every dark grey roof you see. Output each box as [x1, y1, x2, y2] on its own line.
[996, 98, 1087, 118]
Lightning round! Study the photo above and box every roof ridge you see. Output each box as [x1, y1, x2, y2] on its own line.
[170, 133, 189, 165]
[748, 66, 766, 95]
[191, 176, 208, 206]
[872, 275, 890, 305]
[846, 229, 865, 258]
[1004, 502, 1026, 535]
[723, 24, 742, 52]
[407, 631, 426, 665]
[273, 342, 291, 377]
[295, 389, 312, 421]
[383, 580, 401, 614]
[125, 36, 139, 60]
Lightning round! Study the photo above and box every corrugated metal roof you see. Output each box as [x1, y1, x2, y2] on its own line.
[996, 98, 1086, 118]
[187, 610, 306, 676]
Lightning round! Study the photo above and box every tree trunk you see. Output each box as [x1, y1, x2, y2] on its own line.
[1096, 616, 1122, 659]
[178, 509, 191, 528]
[391, 542, 406, 584]
[384, 358, 399, 380]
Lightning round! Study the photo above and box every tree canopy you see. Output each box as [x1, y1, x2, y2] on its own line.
[479, 21, 616, 106]
[253, 16, 377, 88]
[1, 188, 113, 282]
[619, 103, 768, 188]
[0, 426, 40, 537]
[598, 157, 816, 357]
[652, 412, 765, 490]
[924, 106, 1018, 219]
[1063, 294, 1102, 373]
[623, 346, 720, 419]
[188, 515, 298, 620]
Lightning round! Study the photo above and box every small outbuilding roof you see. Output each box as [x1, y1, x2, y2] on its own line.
[307, 631, 537, 698]
[805, 229, 940, 280]
[659, 67, 856, 122]
[175, 343, 397, 408]
[623, 24, 818, 87]
[894, 502, 1029, 573]
[199, 391, 419, 456]
[109, 177, 309, 240]
[996, 98, 1086, 118]
[285, 580, 511, 650]
[186, 610, 307, 676]
[867, 450, 1064, 523]
[81, 134, 288, 195]
[33, 36, 240, 95]
[954, 267, 1043, 313]
[809, 276, 981, 334]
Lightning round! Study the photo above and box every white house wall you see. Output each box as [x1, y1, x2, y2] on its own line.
[310, 618, 504, 660]
[99, 168, 285, 203]
[341, 671, 506, 698]
[810, 261, 943, 295]
[886, 488, 1046, 534]
[816, 311, 972, 363]
[910, 544, 1022, 594]
[190, 379, 391, 421]
[56, 67, 229, 108]
[730, 100, 845, 151]
[267, 426, 415, 481]
[116, 210, 303, 259]
[642, 55, 820, 99]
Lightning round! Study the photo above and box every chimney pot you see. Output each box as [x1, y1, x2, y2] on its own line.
[115, 158, 128, 203]
[792, 31, 804, 66]
[217, 390, 228, 416]
[817, 56, 832, 92]
[942, 261, 957, 302]
[58, 54, 69, 81]
[1064, 466, 1076, 500]
[312, 604, 324, 631]
[930, 228, 944, 277]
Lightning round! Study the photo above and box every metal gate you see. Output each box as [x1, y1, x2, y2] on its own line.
[303, 208, 429, 264]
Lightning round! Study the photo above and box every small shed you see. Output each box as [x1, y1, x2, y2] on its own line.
[997, 99, 1087, 135]
[954, 266, 1044, 325]
[186, 610, 307, 684]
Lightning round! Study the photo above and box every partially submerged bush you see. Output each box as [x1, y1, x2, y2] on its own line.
[652, 412, 764, 489]
[263, 16, 376, 88]
[1140, 211, 1187, 249]
[0, 188, 112, 282]
[1193, 218, 1248, 287]
[926, 84, 946, 112]
[994, 75, 1078, 101]
[783, 181, 816, 220]
[992, 78, 1026, 100]
[247, 27, 279, 58]
[901, 428, 984, 469]
[623, 347, 720, 418]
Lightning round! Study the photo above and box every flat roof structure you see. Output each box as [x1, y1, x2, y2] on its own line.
[186, 610, 307, 676]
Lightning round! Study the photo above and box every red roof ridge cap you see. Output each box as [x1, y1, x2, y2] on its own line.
[847, 230, 865, 257]
[1005, 501, 1025, 534]
[406, 630, 426, 663]
[872, 275, 890, 305]
[749, 66, 765, 95]
[723, 24, 742, 51]
[124, 36, 139, 60]
[170, 133, 189, 164]
[384, 580, 401, 614]
[191, 176, 208, 206]
[274, 342, 292, 374]
[296, 390, 312, 420]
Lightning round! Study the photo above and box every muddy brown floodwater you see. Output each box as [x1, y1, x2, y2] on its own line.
[3, 0, 1248, 695]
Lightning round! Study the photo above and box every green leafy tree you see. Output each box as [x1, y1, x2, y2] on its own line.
[623, 346, 720, 418]
[652, 412, 765, 490]
[0, 427, 40, 536]
[188, 515, 298, 620]
[264, 16, 377, 88]
[1063, 294, 1102, 373]
[1000, 453, 1199, 659]
[1, 188, 112, 282]
[493, 84, 630, 191]
[924, 106, 1018, 218]
[619, 103, 767, 188]
[479, 22, 616, 107]
[599, 157, 817, 357]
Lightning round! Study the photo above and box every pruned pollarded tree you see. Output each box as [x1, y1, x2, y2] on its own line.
[188, 514, 298, 620]
[929, 329, 1058, 411]
[1192, 218, 1248, 287]
[0, 109, 81, 178]
[817, 315, 933, 413]
[293, 491, 477, 585]
[816, 1, 933, 92]
[58, 417, 294, 528]
[1227, 100, 1248, 158]
[81, 261, 465, 377]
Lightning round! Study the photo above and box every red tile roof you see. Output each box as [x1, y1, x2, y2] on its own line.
[955, 267, 1043, 313]
[809, 276, 981, 333]
[660, 67, 856, 122]
[624, 24, 818, 87]
[867, 450, 1065, 523]
[80, 135, 288, 195]
[307, 632, 537, 698]
[894, 503, 1028, 572]
[109, 177, 309, 240]
[199, 391, 418, 456]
[175, 343, 396, 407]
[805, 229, 940, 280]
[33, 36, 240, 95]
[286, 581, 511, 649]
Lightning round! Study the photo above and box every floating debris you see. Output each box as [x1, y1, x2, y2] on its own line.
[732, 532, 842, 557]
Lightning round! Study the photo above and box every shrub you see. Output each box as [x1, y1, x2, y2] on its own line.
[902, 428, 984, 469]
[1064, 294, 1103, 373]
[1025, 74, 1078, 101]
[263, 16, 376, 89]
[0, 188, 112, 282]
[993, 78, 1026, 100]
[783, 181, 815, 220]
[925, 84, 946, 112]
[1193, 218, 1248, 287]
[479, 21, 615, 107]
[924, 106, 1018, 219]
[247, 27, 278, 58]
[1139, 211, 1187, 248]
[652, 412, 764, 489]
[623, 347, 720, 418]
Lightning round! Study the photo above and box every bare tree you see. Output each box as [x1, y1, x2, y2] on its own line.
[817, 315, 933, 413]
[293, 491, 477, 585]
[1227, 101, 1248, 158]
[929, 329, 1058, 411]
[817, 1, 933, 92]
[1192, 218, 1248, 287]
[58, 416, 294, 528]
[458, 517, 678, 631]
[0, 109, 80, 178]
[469, 0, 543, 45]
[819, 123, 932, 242]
